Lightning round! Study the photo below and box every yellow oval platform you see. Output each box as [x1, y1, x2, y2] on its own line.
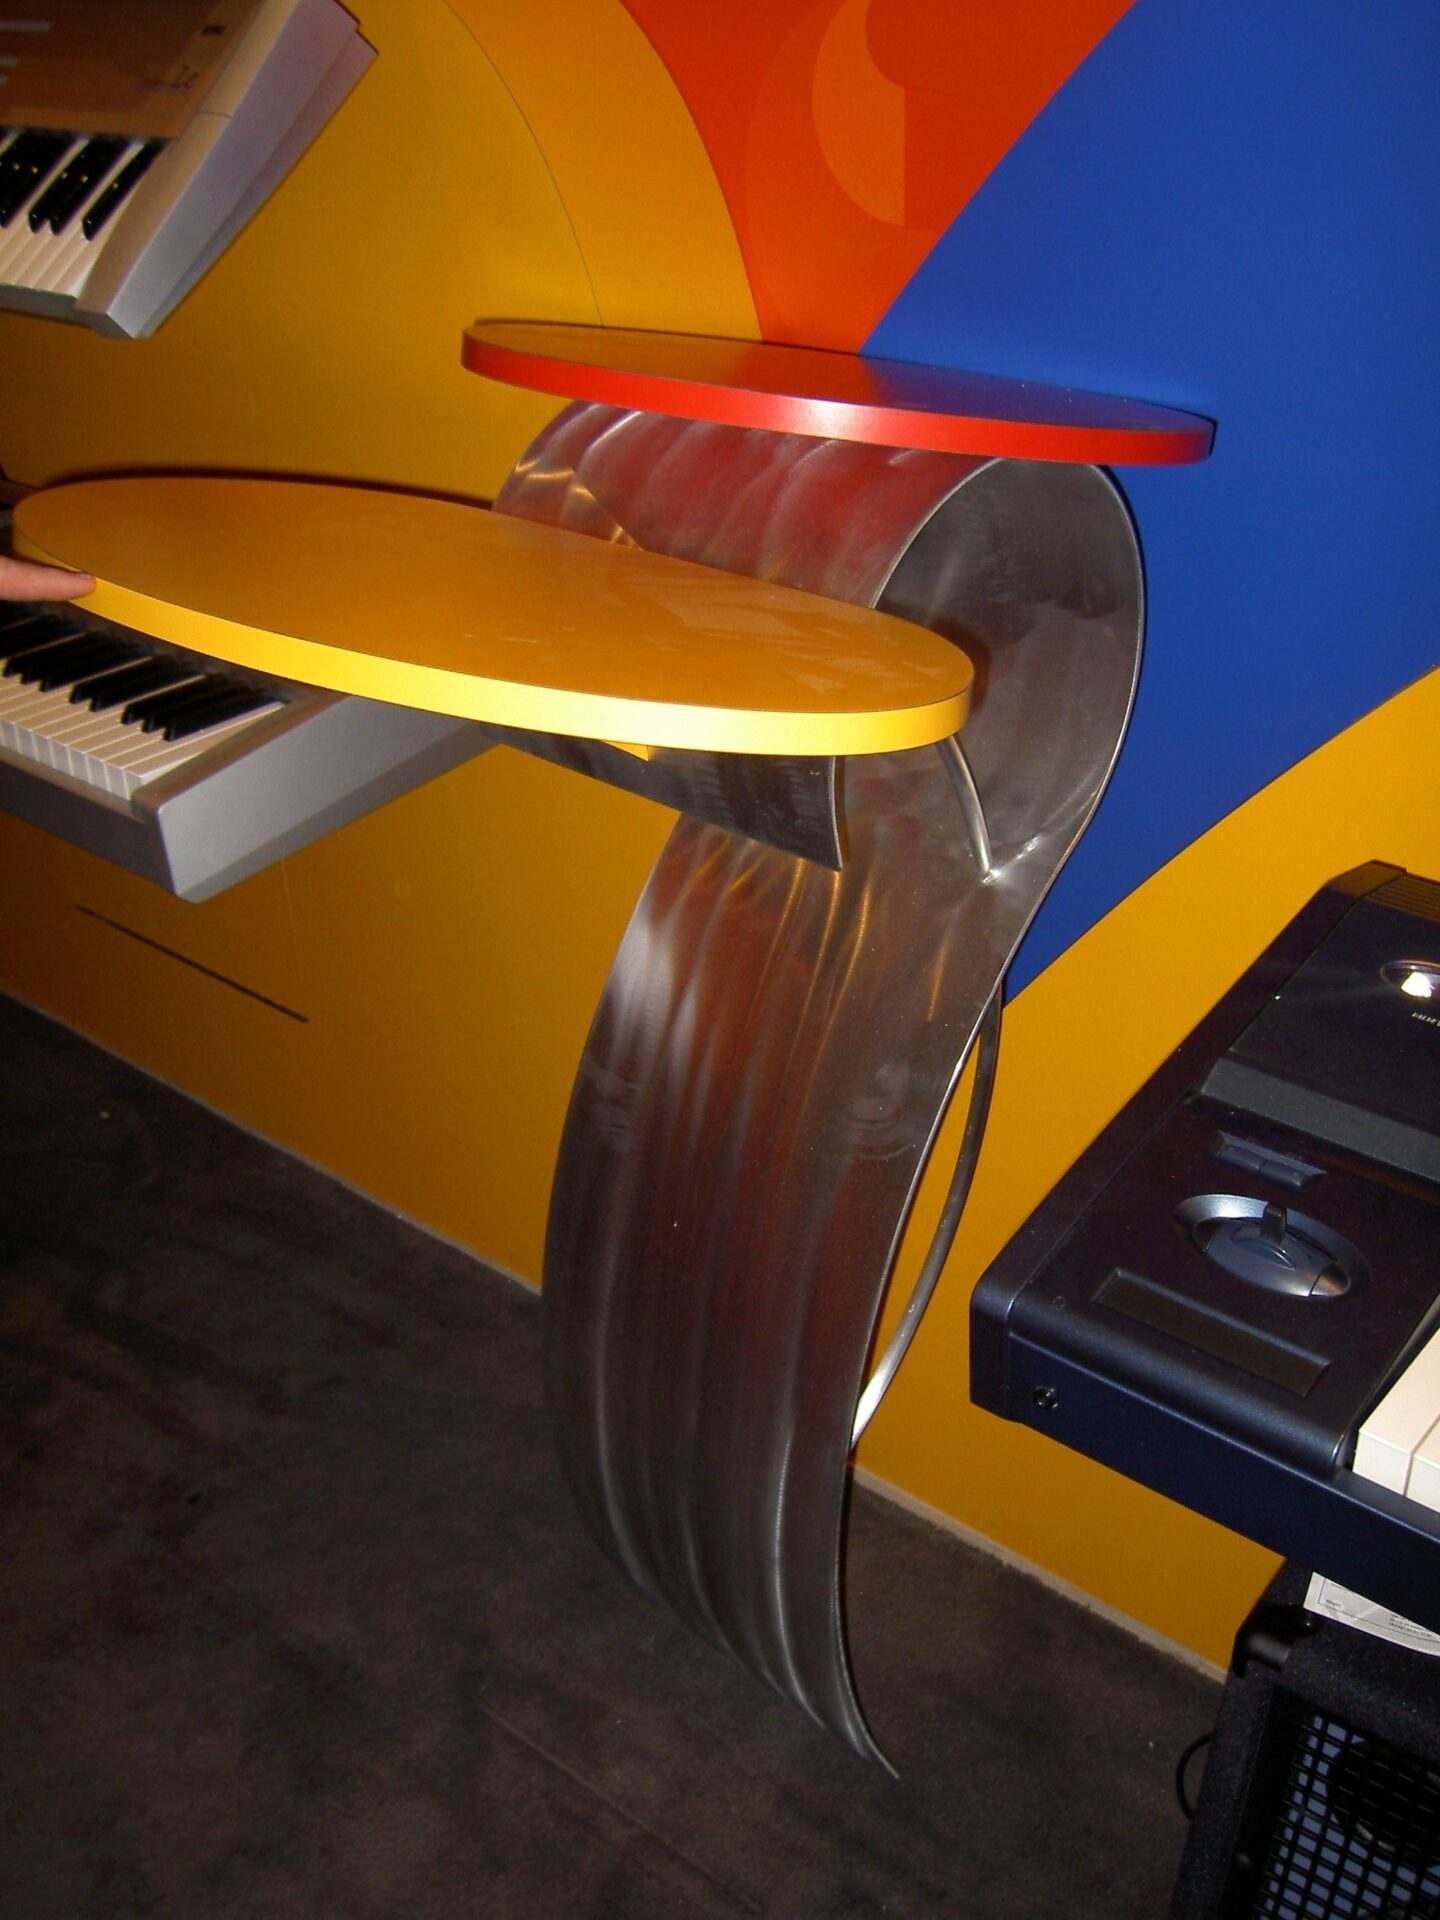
[15, 477, 972, 756]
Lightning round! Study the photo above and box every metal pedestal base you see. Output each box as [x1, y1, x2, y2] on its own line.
[496, 404, 1144, 1760]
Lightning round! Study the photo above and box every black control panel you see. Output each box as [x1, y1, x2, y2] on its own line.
[971, 863, 1440, 1629]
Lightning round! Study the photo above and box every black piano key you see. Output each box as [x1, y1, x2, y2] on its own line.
[0, 130, 59, 177]
[2, 624, 62, 666]
[0, 612, 57, 654]
[35, 638, 143, 691]
[2, 624, 89, 676]
[0, 129, 73, 227]
[0, 603, 44, 633]
[74, 658, 196, 711]
[162, 686, 274, 741]
[136, 678, 252, 734]
[29, 134, 129, 234]
[82, 140, 162, 240]
[10, 632, 109, 684]
[0, 130, 67, 218]
[123, 674, 232, 729]
[3, 612, 84, 641]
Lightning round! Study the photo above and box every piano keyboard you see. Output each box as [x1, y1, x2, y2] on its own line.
[0, 0, 373, 337]
[1, 604, 283, 797]
[0, 602, 492, 902]
[1354, 1319, 1440, 1517]
[0, 131, 160, 313]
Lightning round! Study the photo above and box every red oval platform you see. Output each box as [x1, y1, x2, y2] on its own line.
[462, 320, 1215, 466]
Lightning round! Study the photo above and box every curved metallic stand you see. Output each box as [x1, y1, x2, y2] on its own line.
[496, 404, 1144, 1762]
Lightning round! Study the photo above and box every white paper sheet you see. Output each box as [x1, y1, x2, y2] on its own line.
[1305, 1574, 1440, 1657]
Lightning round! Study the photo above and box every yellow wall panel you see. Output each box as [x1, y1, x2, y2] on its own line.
[0, 811, 318, 1133]
[278, 747, 672, 1280]
[0, 757, 671, 1288]
[0, 810, 88, 1000]
[67, 850, 304, 1017]
[442, 0, 758, 336]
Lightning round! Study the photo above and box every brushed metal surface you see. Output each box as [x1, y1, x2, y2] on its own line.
[492, 403, 991, 863]
[474, 723, 844, 870]
[499, 404, 1143, 1760]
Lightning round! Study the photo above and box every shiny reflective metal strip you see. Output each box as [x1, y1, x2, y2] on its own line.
[498, 405, 1143, 1761]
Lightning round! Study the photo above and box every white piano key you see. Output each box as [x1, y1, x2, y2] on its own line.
[0, 668, 61, 714]
[0, 669, 52, 714]
[29, 139, 142, 296]
[0, 704, 33, 754]
[0, 3, 374, 336]
[0, 659, 261, 796]
[44, 689, 157, 744]
[37, 702, 151, 795]
[50, 704, 160, 775]
[0, 679, 88, 749]
[1353, 1318, 1440, 1494]
[0, 129, 84, 274]
[29, 208, 95, 296]
[30, 681, 141, 735]
[0, 131, 151, 311]
[39, 225, 100, 298]
[0, 692, 271, 800]
[102, 701, 283, 786]
[12, 133, 169, 312]
[60, 714, 204, 785]
[0, 676, 125, 735]
[1408, 1415, 1440, 1516]
[17, 692, 117, 770]
[101, 706, 221, 772]
[63, 731, 149, 795]
[0, 132, 85, 279]
[64, 731, 149, 797]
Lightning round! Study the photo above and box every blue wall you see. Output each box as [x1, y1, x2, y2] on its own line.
[870, 0, 1440, 987]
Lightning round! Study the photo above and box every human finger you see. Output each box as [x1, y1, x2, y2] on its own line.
[0, 553, 97, 602]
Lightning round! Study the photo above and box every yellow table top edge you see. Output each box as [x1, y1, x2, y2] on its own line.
[16, 482, 973, 758]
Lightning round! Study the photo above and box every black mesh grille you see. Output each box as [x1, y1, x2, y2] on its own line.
[1251, 1714, 1440, 1918]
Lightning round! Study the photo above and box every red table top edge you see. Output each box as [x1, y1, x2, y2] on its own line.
[462, 321, 1215, 467]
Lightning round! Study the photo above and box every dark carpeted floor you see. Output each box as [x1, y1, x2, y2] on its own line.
[0, 993, 1221, 1918]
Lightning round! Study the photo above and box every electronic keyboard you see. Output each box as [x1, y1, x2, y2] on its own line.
[0, 600, 491, 900]
[0, 0, 372, 337]
[1353, 1319, 1440, 1517]
[971, 864, 1440, 1632]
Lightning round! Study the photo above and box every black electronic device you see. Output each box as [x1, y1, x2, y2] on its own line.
[1170, 1563, 1440, 1919]
[971, 864, 1440, 1630]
